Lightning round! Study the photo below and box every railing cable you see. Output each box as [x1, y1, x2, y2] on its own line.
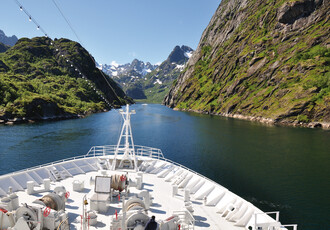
[12, 0, 114, 108]
[13, 0, 48, 37]
[50, 0, 122, 105]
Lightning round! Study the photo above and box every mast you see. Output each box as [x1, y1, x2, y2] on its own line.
[112, 104, 137, 170]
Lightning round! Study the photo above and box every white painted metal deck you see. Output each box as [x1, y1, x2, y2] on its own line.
[0, 152, 295, 230]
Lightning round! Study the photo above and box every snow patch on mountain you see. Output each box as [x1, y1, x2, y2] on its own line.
[97, 59, 159, 78]
[111, 61, 119, 68]
[96, 45, 193, 102]
[184, 51, 193, 58]
[175, 64, 185, 70]
[154, 79, 163, 85]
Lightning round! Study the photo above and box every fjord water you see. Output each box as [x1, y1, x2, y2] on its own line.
[0, 104, 329, 228]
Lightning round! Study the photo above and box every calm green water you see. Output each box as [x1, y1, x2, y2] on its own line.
[0, 104, 329, 229]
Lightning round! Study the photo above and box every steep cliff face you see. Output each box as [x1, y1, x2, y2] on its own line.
[164, 0, 329, 127]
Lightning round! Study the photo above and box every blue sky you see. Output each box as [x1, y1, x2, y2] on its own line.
[1, 0, 220, 65]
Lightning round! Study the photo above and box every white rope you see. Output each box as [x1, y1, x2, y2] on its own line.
[50, 0, 122, 105]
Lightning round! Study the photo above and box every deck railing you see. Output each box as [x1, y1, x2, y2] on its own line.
[86, 145, 164, 159]
[0, 144, 222, 191]
[0, 145, 165, 178]
[85, 145, 227, 190]
[1, 155, 90, 177]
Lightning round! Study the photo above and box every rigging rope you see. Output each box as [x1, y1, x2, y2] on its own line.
[50, 0, 82, 45]
[13, 0, 48, 36]
[50, 0, 122, 106]
[12, 0, 118, 108]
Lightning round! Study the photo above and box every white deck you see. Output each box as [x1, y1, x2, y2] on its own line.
[0, 152, 295, 230]
[12, 167, 243, 229]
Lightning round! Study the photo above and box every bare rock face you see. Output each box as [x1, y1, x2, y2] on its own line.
[277, 0, 320, 24]
[164, 0, 330, 126]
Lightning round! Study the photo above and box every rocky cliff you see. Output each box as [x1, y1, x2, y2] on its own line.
[0, 29, 18, 46]
[164, 0, 329, 128]
[0, 37, 132, 124]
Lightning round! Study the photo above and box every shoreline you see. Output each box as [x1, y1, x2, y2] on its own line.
[173, 108, 330, 130]
[0, 114, 81, 125]
[0, 109, 111, 125]
[3, 104, 329, 130]
[0, 103, 130, 125]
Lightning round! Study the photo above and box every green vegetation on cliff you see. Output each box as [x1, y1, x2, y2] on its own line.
[132, 63, 182, 104]
[0, 37, 131, 122]
[164, 0, 329, 126]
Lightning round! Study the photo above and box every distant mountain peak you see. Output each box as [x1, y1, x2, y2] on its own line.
[0, 29, 18, 46]
[167, 45, 193, 64]
[97, 45, 194, 102]
[98, 59, 158, 78]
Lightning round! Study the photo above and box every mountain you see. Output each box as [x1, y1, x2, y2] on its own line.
[98, 59, 158, 78]
[0, 29, 18, 46]
[0, 37, 132, 124]
[137, 45, 194, 102]
[0, 42, 10, 53]
[164, 0, 329, 128]
[99, 45, 193, 103]
[167, 45, 194, 64]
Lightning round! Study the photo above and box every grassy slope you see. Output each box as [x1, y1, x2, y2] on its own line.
[0, 37, 129, 120]
[166, 0, 329, 124]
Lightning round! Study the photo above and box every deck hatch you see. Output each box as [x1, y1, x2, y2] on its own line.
[94, 176, 111, 193]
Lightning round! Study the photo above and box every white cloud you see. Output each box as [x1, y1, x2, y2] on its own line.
[111, 61, 119, 67]
[155, 62, 161, 66]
